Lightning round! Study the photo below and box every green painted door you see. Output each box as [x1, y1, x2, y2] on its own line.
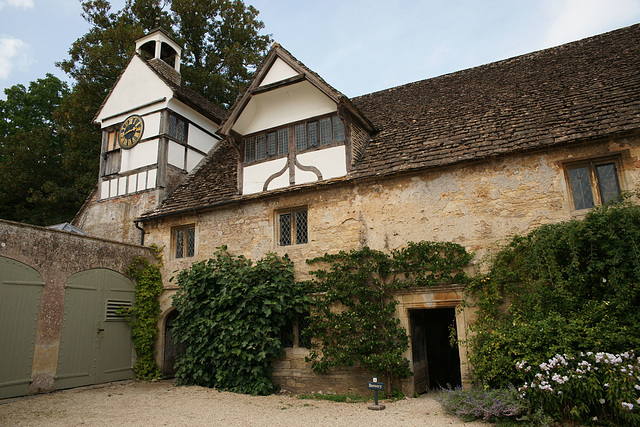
[0, 257, 44, 399]
[55, 269, 135, 390]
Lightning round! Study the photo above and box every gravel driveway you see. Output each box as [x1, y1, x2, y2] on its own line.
[0, 380, 486, 426]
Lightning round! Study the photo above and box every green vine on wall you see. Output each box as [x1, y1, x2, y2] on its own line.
[303, 241, 473, 390]
[467, 199, 640, 388]
[171, 247, 308, 395]
[124, 252, 164, 381]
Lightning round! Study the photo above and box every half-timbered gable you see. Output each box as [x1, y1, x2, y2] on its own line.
[220, 44, 375, 195]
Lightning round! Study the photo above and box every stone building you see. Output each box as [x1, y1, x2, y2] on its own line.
[74, 24, 640, 395]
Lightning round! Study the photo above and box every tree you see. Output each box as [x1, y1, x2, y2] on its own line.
[0, 74, 75, 224]
[172, 0, 271, 107]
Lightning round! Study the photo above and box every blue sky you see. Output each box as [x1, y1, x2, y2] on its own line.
[1, 0, 640, 100]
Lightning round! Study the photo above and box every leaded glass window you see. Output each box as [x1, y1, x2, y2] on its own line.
[242, 114, 345, 164]
[595, 163, 620, 204]
[278, 208, 308, 246]
[319, 117, 332, 145]
[168, 114, 187, 142]
[568, 166, 594, 210]
[174, 226, 195, 258]
[278, 128, 289, 155]
[332, 116, 345, 142]
[279, 213, 292, 246]
[307, 121, 318, 147]
[566, 160, 621, 210]
[256, 134, 266, 160]
[245, 137, 256, 162]
[295, 124, 307, 151]
[295, 211, 308, 244]
[267, 132, 277, 156]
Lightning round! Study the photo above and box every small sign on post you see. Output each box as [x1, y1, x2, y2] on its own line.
[367, 377, 386, 410]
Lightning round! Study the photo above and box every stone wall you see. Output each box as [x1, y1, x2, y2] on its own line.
[73, 188, 161, 245]
[146, 135, 640, 394]
[0, 220, 156, 395]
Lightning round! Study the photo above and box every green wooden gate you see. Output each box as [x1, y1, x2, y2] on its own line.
[0, 257, 44, 399]
[55, 269, 135, 390]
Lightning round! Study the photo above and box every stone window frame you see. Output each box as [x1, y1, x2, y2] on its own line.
[275, 207, 308, 247]
[172, 224, 196, 259]
[563, 155, 623, 211]
[243, 113, 345, 164]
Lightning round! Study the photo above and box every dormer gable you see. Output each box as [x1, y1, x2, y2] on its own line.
[220, 44, 375, 196]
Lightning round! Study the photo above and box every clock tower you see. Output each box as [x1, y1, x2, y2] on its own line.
[74, 28, 224, 244]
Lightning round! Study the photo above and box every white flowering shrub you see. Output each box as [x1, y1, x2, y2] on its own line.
[517, 351, 640, 425]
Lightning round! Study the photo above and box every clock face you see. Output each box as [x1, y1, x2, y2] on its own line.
[118, 115, 144, 149]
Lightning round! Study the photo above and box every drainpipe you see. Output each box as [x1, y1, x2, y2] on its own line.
[134, 220, 145, 246]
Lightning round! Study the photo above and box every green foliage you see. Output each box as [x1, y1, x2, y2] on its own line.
[303, 242, 473, 385]
[125, 255, 164, 380]
[0, 74, 80, 225]
[517, 352, 640, 425]
[467, 200, 640, 424]
[171, 247, 308, 395]
[172, 0, 271, 107]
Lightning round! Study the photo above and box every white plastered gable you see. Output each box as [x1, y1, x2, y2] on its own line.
[95, 56, 173, 127]
[222, 46, 352, 195]
[259, 57, 299, 87]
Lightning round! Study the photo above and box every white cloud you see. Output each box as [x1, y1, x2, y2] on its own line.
[0, 36, 31, 80]
[0, 0, 34, 10]
[542, 0, 640, 46]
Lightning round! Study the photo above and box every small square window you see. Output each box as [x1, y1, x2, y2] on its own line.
[106, 130, 118, 151]
[168, 114, 187, 143]
[565, 159, 621, 210]
[173, 225, 195, 258]
[277, 208, 308, 246]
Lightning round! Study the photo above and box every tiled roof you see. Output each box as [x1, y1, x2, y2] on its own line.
[145, 140, 240, 218]
[141, 23, 640, 220]
[350, 24, 640, 177]
[146, 57, 227, 124]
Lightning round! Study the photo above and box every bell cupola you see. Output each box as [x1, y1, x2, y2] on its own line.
[135, 28, 182, 74]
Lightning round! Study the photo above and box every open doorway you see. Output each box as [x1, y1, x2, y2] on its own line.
[409, 307, 462, 393]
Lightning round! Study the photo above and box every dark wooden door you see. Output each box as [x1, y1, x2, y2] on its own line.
[410, 310, 429, 393]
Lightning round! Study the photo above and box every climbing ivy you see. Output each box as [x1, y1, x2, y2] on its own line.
[124, 255, 164, 381]
[467, 198, 640, 388]
[303, 242, 473, 389]
[171, 247, 308, 395]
